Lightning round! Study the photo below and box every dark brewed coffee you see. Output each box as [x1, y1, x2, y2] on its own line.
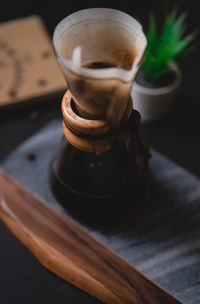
[83, 61, 117, 69]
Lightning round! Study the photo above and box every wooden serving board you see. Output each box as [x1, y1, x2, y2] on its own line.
[0, 15, 66, 107]
[0, 172, 181, 304]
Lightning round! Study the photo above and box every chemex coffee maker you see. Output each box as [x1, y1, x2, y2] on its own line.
[51, 8, 151, 204]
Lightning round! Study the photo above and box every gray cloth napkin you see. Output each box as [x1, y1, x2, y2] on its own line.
[1, 120, 200, 304]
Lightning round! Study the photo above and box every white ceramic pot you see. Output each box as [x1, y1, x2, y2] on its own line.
[131, 63, 182, 122]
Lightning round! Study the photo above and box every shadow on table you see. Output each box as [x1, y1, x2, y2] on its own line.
[50, 169, 196, 236]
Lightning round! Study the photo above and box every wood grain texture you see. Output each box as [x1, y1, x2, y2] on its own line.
[61, 90, 135, 153]
[0, 172, 182, 304]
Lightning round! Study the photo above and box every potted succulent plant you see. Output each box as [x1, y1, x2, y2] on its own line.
[132, 10, 196, 122]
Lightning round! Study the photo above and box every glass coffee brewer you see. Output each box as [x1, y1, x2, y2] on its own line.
[51, 8, 151, 205]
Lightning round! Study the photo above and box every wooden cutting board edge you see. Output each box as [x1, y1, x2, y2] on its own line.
[0, 171, 182, 304]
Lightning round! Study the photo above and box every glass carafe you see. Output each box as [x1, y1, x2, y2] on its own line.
[51, 8, 150, 205]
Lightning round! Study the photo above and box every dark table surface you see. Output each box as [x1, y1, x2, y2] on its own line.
[0, 1, 200, 304]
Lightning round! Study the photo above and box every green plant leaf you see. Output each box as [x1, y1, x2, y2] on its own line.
[157, 10, 177, 52]
[167, 33, 195, 59]
[141, 8, 196, 80]
[171, 13, 187, 42]
[146, 14, 157, 53]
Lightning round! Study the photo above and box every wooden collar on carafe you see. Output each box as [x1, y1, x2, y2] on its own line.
[62, 90, 133, 153]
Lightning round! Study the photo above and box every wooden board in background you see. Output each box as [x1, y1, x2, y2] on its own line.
[0, 15, 66, 107]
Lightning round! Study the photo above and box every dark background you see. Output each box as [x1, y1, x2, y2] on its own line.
[0, 0, 200, 177]
[0, 1, 200, 303]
